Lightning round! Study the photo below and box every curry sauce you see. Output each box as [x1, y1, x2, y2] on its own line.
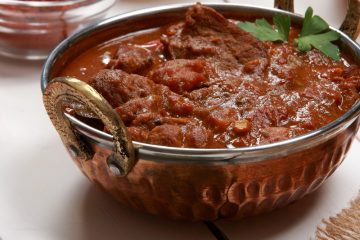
[60, 4, 360, 148]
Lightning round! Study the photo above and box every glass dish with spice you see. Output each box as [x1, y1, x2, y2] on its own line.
[0, 0, 115, 60]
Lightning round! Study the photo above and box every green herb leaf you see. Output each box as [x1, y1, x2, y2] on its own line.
[238, 15, 291, 42]
[300, 7, 329, 37]
[274, 14, 291, 41]
[295, 31, 341, 60]
[237, 6, 341, 61]
[295, 7, 341, 60]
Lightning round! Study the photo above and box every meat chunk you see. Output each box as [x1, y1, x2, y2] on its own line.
[108, 44, 153, 73]
[149, 59, 208, 93]
[114, 85, 195, 125]
[155, 85, 195, 115]
[260, 127, 290, 144]
[115, 96, 162, 124]
[206, 108, 237, 131]
[148, 124, 183, 147]
[89, 69, 155, 108]
[188, 83, 238, 107]
[127, 127, 149, 142]
[162, 3, 267, 64]
[132, 113, 163, 129]
[184, 125, 212, 148]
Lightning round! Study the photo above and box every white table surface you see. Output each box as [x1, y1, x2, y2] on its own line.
[0, 1, 359, 240]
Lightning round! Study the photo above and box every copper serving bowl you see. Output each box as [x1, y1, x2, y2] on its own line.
[41, 1, 360, 221]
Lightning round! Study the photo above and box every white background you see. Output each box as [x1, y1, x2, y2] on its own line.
[0, 1, 359, 239]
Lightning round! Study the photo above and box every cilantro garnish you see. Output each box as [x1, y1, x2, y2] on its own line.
[237, 7, 341, 61]
[237, 15, 290, 42]
[295, 7, 341, 60]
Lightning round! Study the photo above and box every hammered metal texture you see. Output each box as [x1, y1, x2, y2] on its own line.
[68, 119, 359, 221]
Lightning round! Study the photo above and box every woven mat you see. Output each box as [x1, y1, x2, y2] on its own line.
[316, 192, 360, 239]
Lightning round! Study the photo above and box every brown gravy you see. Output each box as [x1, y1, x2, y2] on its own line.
[60, 4, 360, 148]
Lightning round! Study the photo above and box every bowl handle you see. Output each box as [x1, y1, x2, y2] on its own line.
[274, 0, 360, 40]
[274, 0, 294, 12]
[43, 77, 136, 176]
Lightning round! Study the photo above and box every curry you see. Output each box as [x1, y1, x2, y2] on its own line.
[60, 4, 360, 148]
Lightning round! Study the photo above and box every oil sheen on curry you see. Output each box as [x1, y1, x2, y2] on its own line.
[61, 4, 360, 149]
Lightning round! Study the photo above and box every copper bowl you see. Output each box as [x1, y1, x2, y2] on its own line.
[41, 2, 360, 220]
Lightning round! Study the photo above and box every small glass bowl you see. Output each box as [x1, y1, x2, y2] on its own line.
[0, 0, 116, 60]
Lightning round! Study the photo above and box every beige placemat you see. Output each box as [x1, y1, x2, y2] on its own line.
[316, 192, 360, 239]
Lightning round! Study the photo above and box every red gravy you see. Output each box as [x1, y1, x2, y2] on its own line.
[60, 4, 360, 148]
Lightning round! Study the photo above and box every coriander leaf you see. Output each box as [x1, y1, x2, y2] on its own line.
[237, 15, 290, 42]
[237, 6, 341, 61]
[255, 18, 273, 29]
[274, 14, 291, 41]
[238, 19, 283, 41]
[300, 7, 329, 37]
[296, 31, 341, 60]
[295, 38, 311, 52]
[295, 7, 341, 60]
